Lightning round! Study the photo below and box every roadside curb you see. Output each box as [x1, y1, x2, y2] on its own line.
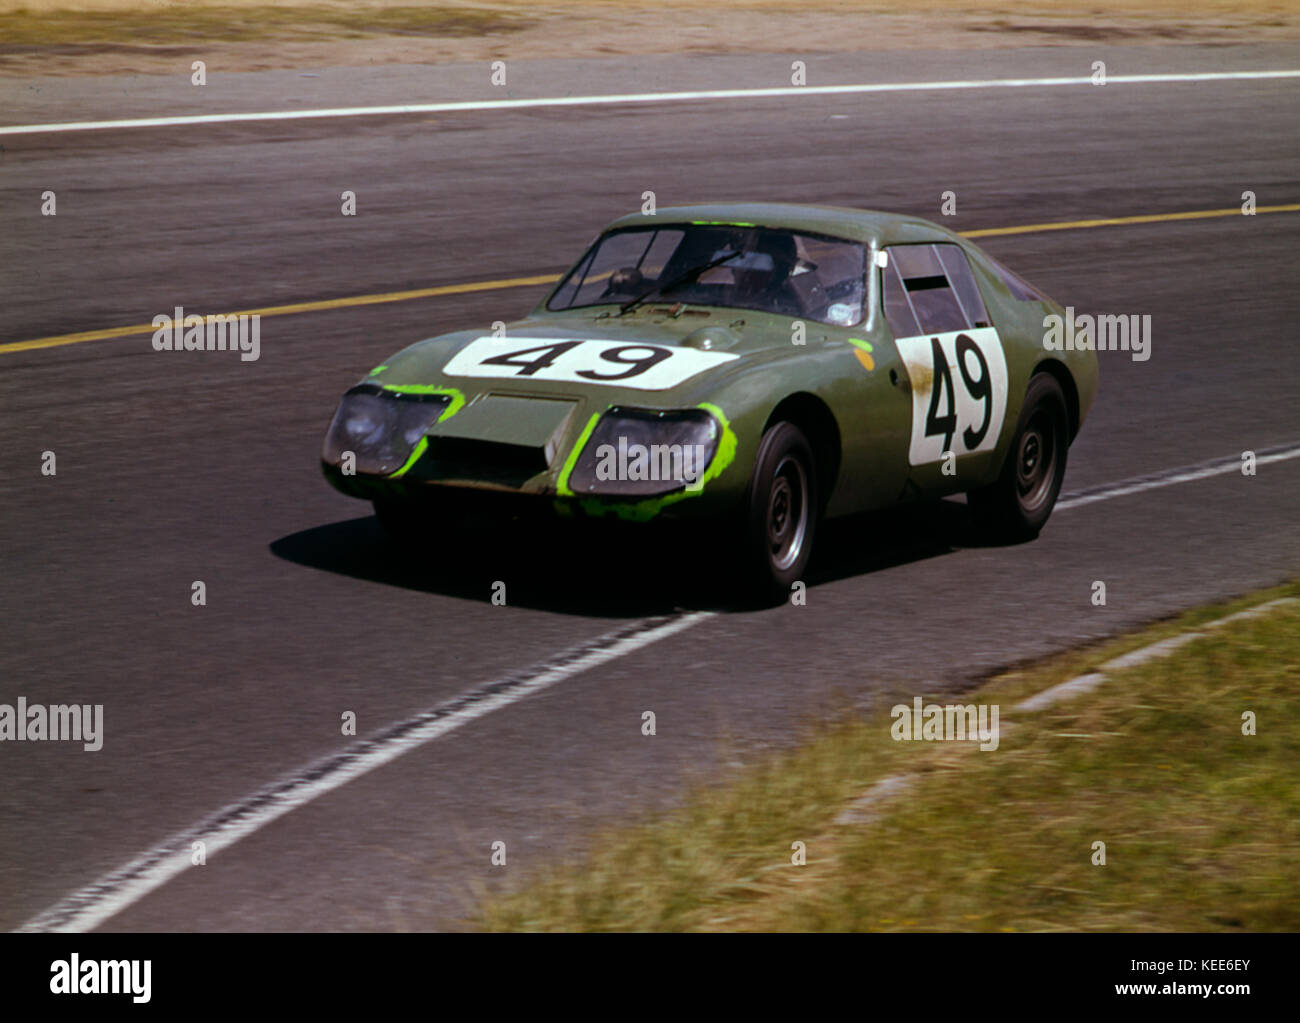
[1014, 597, 1298, 713]
[830, 595, 1298, 830]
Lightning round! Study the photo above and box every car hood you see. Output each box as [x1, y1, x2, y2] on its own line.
[364, 307, 847, 409]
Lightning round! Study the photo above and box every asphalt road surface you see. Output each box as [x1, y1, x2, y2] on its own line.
[1, 43, 1297, 931]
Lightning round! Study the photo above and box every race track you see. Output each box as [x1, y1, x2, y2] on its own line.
[1, 42, 1297, 930]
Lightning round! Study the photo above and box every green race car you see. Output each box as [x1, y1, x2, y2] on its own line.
[322, 204, 1097, 601]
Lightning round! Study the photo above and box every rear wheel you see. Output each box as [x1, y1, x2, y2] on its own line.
[739, 422, 818, 604]
[967, 372, 1069, 541]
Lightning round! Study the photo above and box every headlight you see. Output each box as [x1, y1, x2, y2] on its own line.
[567, 407, 720, 497]
[322, 386, 450, 476]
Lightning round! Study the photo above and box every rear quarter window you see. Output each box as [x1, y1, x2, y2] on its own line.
[882, 243, 990, 336]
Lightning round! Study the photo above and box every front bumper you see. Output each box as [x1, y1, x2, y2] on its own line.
[321, 386, 742, 522]
[321, 461, 739, 524]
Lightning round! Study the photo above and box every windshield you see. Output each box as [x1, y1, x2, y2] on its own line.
[547, 224, 868, 326]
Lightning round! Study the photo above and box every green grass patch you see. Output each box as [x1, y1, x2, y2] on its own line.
[0, 6, 531, 48]
[479, 582, 1300, 930]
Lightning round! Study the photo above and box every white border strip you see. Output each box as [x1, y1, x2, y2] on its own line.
[1016, 598, 1298, 712]
[3, 70, 1299, 136]
[17, 440, 1300, 932]
[839, 596, 1297, 826]
[1056, 442, 1300, 511]
[17, 611, 711, 933]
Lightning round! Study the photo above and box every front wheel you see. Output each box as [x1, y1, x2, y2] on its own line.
[967, 372, 1069, 541]
[738, 422, 819, 604]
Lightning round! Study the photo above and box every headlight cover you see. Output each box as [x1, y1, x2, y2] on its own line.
[567, 407, 720, 497]
[322, 386, 450, 476]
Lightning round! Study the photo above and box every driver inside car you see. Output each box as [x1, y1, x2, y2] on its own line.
[720, 232, 804, 315]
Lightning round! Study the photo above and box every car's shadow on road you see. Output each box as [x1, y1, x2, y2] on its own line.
[271, 497, 1017, 617]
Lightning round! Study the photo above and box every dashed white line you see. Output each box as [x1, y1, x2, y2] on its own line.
[842, 597, 1296, 825]
[1056, 441, 1300, 511]
[1099, 634, 1203, 671]
[1015, 598, 1296, 713]
[16, 611, 711, 933]
[18, 440, 1300, 932]
[2, 70, 1298, 135]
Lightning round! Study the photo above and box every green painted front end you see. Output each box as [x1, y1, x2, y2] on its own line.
[322, 204, 1098, 524]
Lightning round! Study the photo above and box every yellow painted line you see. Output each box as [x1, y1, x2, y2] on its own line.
[4, 205, 1298, 357]
[0, 274, 562, 356]
[959, 203, 1300, 238]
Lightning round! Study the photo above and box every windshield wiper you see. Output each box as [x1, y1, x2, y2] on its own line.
[618, 249, 742, 315]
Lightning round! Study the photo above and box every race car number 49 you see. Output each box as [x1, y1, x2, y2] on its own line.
[894, 327, 1009, 466]
[442, 336, 739, 391]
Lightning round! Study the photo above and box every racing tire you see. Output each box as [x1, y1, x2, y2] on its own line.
[739, 421, 819, 605]
[967, 371, 1069, 542]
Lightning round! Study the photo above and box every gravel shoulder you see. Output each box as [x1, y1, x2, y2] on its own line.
[4, 0, 1300, 77]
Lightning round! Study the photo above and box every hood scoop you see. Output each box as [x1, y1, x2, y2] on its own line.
[421, 394, 578, 487]
[680, 326, 742, 352]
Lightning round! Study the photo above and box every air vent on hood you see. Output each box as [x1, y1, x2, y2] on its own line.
[420, 393, 578, 488]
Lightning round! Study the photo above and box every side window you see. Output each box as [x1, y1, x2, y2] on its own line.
[882, 259, 920, 337]
[935, 245, 990, 328]
[881, 244, 990, 336]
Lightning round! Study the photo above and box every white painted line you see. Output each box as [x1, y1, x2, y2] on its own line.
[1100, 633, 1202, 671]
[1015, 598, 1296, 713]
[17, 610, 712, 933]
[3, 70, 1298, 136]
[1056, 442, 1300, 512]
[1015, 671, 1108, 712]
[839, 596, 1295, 840]
[833, 774, 913, 826]
[17, 436, 1298, 931]
[1202, 596, 1299, 627]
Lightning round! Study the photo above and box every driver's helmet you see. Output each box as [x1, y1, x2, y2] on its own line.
[729, 232, 798, 300]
